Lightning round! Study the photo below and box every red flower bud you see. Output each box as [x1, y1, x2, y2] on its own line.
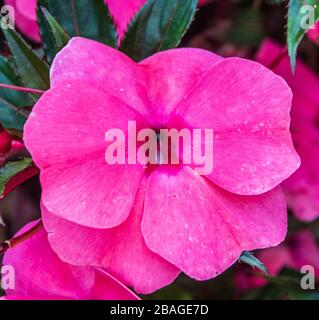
[0, 128, 13, 155]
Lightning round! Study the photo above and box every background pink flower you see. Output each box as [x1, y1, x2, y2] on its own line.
[235, 230, 319, 292]
[1, 221, 138, 300]
[106, 0, 146, 41]
[24, 37, 299, 293]
[307, 21, 319, 44]
[256, 39, 319, 222]
[4, 0, 40, 43]
[107, 0, 211, 41]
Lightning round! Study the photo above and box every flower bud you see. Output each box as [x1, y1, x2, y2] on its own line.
[0, 127, 13, 156]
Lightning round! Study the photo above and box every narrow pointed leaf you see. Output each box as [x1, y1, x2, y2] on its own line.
[120, 0, 198, 61]
[37, 3, 70, 63]
[36, 0, 117, 47]
[287, 0, 319, 72]
[2, 27, 50, 89]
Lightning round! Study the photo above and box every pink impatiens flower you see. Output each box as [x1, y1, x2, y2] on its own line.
[235, 230, 319, 292]
[24, 37, 300, 294]
[256, 39, 319, 222]
[1, 221, 138, 300]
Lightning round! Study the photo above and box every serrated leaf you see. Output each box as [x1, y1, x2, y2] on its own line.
[37, 3, 70, 63]
[37, 0, 117, 47]
[0, 158, 35, 197]
[287, 0, 319, 72]
[2, 27, 50, 89]
[120, 0, 198, 61]
[0, 56, 34, 130]
[239, 251, 269, 275]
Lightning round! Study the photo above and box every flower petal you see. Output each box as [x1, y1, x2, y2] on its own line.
[140, 48, 223, 126]
[42, 179, 180, 294]
[142, 166, 287, 280]
[4, 221, 138, 300]
[50, 37, 149, 116]
[24, 81, 146, 228]
[171, 57, 300, 195]
[4, 221, 96, 299]
[41, 157, 144, 228]
[24, 80, 148, 169]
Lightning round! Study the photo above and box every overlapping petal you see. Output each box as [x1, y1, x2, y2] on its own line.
[168, 57, 300, 195]
[51, 38, 150, 117]
[42, 179, 180, 294]
[142, 167, 287, 279]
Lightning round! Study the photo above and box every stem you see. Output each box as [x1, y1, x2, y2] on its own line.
[0, 83, 45, 95]
[0, 220, 43, 254]
[267, 46, 288, 70]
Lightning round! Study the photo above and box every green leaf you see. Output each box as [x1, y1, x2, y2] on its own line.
[37, 4, 70, 63]
[2, 27, 50, 89]
[120, 0, 198, 61]
[239, 251, 269, 275]
[0, 56, 34, 130]
[0, 158, 33, 195]
[37, 0, 117, 47]
[287, 0, 319, 72]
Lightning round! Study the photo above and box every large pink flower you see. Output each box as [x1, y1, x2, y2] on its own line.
[235, 230, 319, 292]
[1, 221, 138, 300]
[5, 0, 210, 43]
[256, 39, 319, 222]
[24, 37, 300, 294]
